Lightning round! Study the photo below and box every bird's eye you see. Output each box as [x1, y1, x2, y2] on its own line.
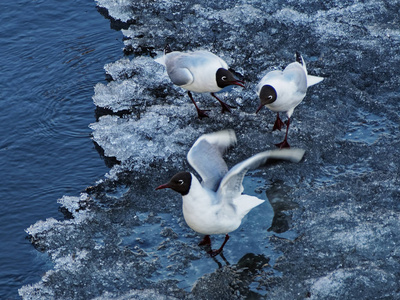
[221, 76, 227, 81]
[178, 180, 184, 185]
[268, 95, 273, 100]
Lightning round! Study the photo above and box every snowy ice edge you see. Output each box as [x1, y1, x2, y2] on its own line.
[25, 194, 94, 242]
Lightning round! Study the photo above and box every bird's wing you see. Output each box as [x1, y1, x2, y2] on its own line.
[187, 130, 237, 191]
[283, 63, 308, 94]
[167, 67, 194, 86]
[164, 53, 195, 86]
[217, 148, 305, 203]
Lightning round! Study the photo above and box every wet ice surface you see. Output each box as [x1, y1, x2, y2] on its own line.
[20, 0, 400, 299]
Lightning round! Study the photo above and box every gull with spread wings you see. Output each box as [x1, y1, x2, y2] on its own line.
[156, 130, 305, 256]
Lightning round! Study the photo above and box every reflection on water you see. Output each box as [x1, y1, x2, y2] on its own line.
[266, 180, 299, 234]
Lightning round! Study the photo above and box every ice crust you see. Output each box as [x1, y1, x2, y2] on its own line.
[20, 0, 400, 299]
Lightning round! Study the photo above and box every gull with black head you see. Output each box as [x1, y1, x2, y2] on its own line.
[156, 130, 305, 257]
[156, 45, 245, 119]
[256, 52, 324, 148]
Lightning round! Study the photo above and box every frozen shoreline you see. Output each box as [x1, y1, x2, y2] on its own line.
[20, 0, 400, 299]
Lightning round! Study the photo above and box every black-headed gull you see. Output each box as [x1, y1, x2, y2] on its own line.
[256, 52, 324, 148]
[156, 45, 245, 119]
[156, 130, 305, 256]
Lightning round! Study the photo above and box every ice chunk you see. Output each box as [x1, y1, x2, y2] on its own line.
[89, 107, 204, 171]
[57, 194, 94, 221]
[95, 0, 134, 22]
[93, 57, 172, 112]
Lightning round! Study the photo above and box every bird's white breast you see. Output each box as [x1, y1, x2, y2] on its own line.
[182, 175, 241, 235]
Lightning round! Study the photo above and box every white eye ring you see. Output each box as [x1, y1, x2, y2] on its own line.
[178, 180, 184, 185]
[221, 76, 227, 81]
[268, 95, 273, 100]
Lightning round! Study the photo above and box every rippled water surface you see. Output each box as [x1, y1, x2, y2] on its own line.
[0, 1, 122, 298]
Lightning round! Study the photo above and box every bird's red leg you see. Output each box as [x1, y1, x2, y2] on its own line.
[188, 91, 210, 119]
[272, 112, 285, 131]
[208, 234, 230, 257]
[198, 235, 211, 246]
[275, 117, 291, 149]
[211, 93, 236, 114]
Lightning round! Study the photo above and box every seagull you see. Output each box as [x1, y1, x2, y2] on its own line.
[155, 45, 245, 119]
[156, 130, 305, 257]
[256, 52, 324, 148]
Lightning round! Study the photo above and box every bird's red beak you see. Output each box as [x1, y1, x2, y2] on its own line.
[155, 183, 170, 190]
[231, 80, 245, 88]
[256, 103, 264, 114]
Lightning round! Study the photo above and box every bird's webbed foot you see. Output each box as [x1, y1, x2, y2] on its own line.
[275, 139, 290, 149]
[196, 108, 211, 119]
[211, 93, 236, 114]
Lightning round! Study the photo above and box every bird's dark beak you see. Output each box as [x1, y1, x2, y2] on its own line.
[155, 183, 170, 190]
[231, 80, 245, 88]
[256, 103, 264, 114]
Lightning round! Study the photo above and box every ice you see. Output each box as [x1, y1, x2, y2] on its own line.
[90, 107, 204, 171]
[57, 194, 94, 221]
[309, 267, 397, 299]
[92, 57, 171, 112]
[20, 173, 284, 299]
[343, 111, 396, 145]
[93, 289, 179, 300]
[95, 0, 133, 23]
[21, 0, 400, 298]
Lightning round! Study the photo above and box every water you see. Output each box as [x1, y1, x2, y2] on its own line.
[0, 1, 122, 298]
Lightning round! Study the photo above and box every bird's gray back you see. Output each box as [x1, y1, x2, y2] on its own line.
[283, 63, 307, 94]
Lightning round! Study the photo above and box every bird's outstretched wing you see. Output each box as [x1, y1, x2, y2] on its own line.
[187, 130, 237, 191]
[217, 148, 305, 203]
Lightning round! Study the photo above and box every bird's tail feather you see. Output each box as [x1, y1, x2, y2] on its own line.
[154, 44, 172, 66]
[307, 75, 324, 87]
[154, 55, 165, 66]
[234, 195, 265, 218]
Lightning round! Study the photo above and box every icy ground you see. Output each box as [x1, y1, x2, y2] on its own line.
[20, 0, 400, 299]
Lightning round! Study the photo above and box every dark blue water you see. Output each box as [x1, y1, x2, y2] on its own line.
[0, 1, 122, 298]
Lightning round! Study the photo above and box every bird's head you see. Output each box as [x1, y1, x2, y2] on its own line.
[155, 172, 192, 196]
[256, 85, 277, 113]
[216, 68, 245, 89]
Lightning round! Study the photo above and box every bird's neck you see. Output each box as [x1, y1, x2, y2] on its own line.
[182, 174, 215, 212]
